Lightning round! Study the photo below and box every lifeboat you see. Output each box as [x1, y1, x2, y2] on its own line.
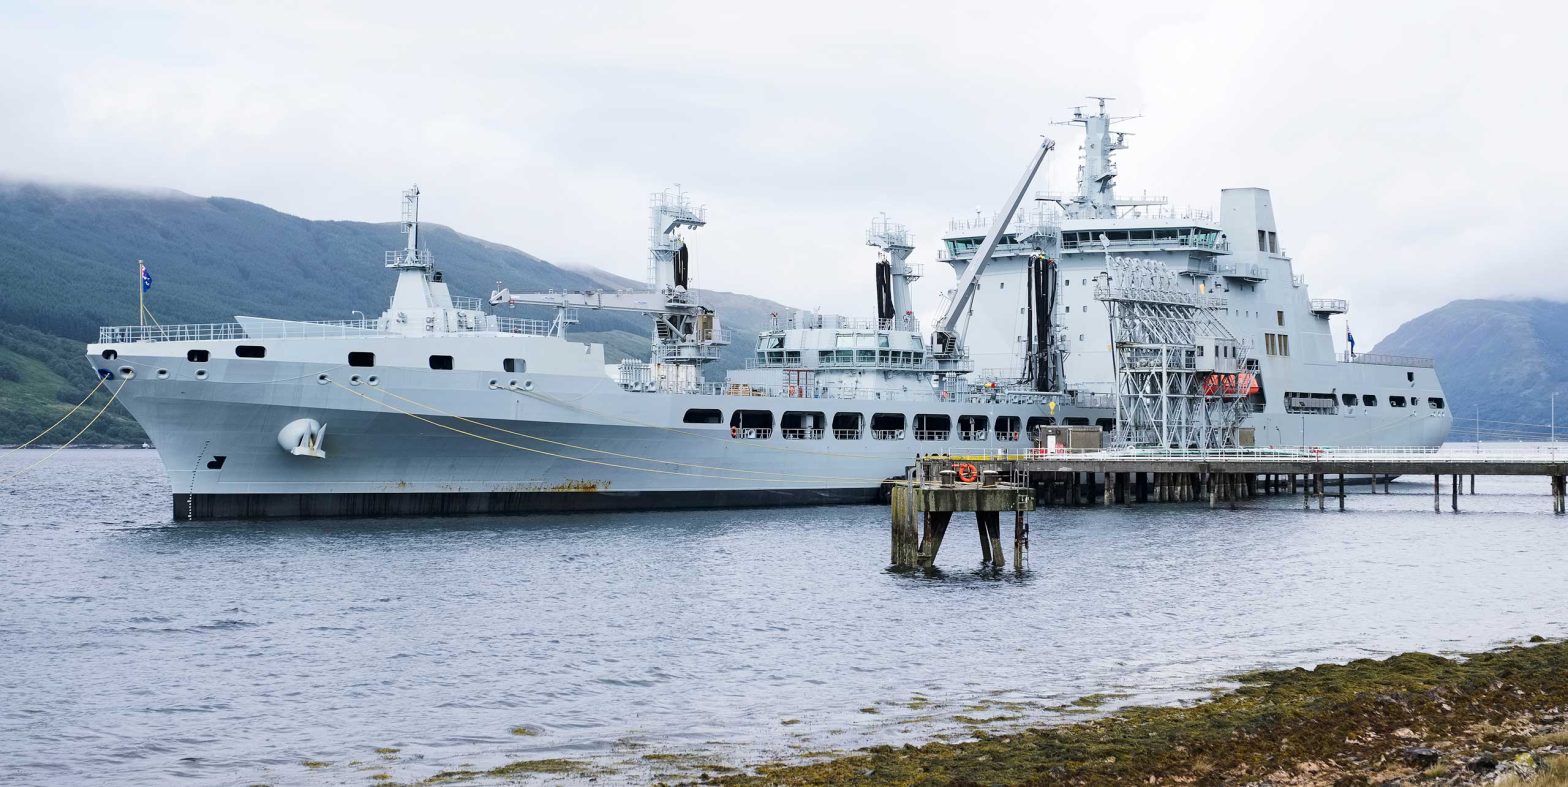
[1202, 372, 1259, 397]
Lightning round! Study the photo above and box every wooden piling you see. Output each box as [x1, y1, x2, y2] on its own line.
[985, 512, 1005, 568]
[1433, 475, 1440, 513]
[1451, 474, 1459, 512]
[1317, 474, 1325, 511]
[890, 483, 919, 568]
[977, 512, 993, 564]
[917, 511, 951, 568]
[1338, 474, 1345, 511]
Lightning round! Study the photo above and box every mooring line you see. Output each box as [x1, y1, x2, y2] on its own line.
[328, 380, 889, 485]
[0, 379, 127, 485]
[367, 383, 891, 484]
[4, 375, 108, 454]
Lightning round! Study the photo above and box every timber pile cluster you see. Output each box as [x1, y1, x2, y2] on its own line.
[704, 639, 1568, 786]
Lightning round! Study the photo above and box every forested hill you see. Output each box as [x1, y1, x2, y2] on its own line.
[1374, 299, 1568, 441]
[0, 180, 789, 445]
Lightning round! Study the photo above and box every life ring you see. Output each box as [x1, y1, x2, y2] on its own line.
[955, 463, 979, 483]
[731, 426, 739, 438]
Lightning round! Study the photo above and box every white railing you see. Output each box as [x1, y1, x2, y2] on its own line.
[833, 429, 863, 440]
[781, 428, 825, 440]
[101, 314, 557, 344]
[1338, 352, 1435, 368]
[926, 445, 1568, 462]
[871, 429, 905, 440]
[1310, 298, 1348, 313]
[451, 296, 484, 311]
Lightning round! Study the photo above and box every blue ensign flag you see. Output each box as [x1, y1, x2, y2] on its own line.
[140, 263, 152, 293]
[1347, 327, 1356, 354]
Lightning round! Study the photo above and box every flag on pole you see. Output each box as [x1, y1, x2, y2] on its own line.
[1347, 325, 1356, 358]
[140, 263, 152, 292]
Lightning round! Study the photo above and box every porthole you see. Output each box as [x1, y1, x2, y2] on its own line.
[118, 366, 135, 379]
[156, 369, 169, 379]
[194, 369, 208, 380]
[367, 375, 379, 386]
[523, 380, 535, 391]
[488, 379, 500, 389]
[317, 373, 330, 384]
[349, 374, 362, 385]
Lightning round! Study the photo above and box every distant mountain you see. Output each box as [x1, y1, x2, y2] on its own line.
[0, 181, 792, 444]
[1374, 299, 1568, 441]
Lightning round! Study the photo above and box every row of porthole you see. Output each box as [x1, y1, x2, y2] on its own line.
[109, 366, 204, 381]
[490, 379, 535, 391]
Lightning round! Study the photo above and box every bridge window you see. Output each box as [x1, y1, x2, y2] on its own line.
[1277, 310, 1285, 326]
[236, 345, 266, 358]
[1430, 397, 1445, 409]
[503, 358, 527, 373]
[1341, 393, 1356, 406]
[682, 408, 722, 424]
[1389, 396, 1407, 408]
[1258, 230, 1267, 251]
[1363, 394, 1378, 406]
[914, 414, 951, 441]
[348, 352, 375, 367]
[995, 415, 1021, 441]
[1268, 232, 1279, 253]
[958, 415, 988, 441]
[186, 349, 208, 363]
[781, 411, 825, 440]
[1285, 391, 1337, 414]
[870, 413, 905, 440]
[729, 410, 774, 439]
[429, 355, 454, 370]
[832, 412, 863, 439]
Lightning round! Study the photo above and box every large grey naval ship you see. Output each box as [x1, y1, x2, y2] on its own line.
[90, 100, 1451, 519]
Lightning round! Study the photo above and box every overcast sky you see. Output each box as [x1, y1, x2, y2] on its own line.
[4, 0, 1564, 345]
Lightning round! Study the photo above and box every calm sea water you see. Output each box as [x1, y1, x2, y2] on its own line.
[2, 449, 1566, 785]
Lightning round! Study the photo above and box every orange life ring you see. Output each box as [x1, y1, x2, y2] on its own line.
[955, 463, 979, 483]
[731, 426, 739, 438]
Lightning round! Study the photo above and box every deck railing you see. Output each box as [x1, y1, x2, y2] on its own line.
[100, 315, 556, 344]
[1338, 352, 1435, 368]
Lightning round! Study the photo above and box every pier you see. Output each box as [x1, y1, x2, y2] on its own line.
[891, 447, 1568, 569]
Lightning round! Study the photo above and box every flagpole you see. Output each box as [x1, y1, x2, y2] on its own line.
[138, 259, 144, 327]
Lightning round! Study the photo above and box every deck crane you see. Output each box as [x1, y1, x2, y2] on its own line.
[489, 188, 726, 367]
[931, 137, 1056, 364]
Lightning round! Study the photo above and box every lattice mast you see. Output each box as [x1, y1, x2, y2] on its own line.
[1093, 255, 1251, 449]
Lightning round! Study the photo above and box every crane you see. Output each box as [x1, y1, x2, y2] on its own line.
[932, 136, 1056, 357]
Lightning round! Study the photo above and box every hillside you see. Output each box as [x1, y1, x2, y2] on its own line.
[1374, 299, 1568, 441]
[0, 181, 790, 445]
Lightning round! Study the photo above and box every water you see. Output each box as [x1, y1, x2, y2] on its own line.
[3, 450, 1567, 785]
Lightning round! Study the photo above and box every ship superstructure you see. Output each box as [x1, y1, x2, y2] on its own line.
[87, 103, 1449, 519]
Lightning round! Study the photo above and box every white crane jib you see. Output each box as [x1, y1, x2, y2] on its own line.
[489, 187, 727, 366]
[932, 136, 1055, 354]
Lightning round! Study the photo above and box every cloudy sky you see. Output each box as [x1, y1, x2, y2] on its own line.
[4, 0, 1564, 345]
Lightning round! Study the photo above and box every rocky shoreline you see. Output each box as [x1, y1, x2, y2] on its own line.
[697, 638, 1568, 786]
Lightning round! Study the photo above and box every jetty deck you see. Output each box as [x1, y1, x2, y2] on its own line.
[890, 447, 1568, 570]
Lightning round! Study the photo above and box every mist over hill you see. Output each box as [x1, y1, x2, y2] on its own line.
[1374, 299, 1568, 442]
[0, 181, 790, 444]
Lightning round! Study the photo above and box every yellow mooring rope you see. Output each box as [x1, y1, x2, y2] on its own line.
[366, 383, 896, 484]
[0, 378, 127, 485]
[331, 380, 895, 485]
[4, 374, 108, 454]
